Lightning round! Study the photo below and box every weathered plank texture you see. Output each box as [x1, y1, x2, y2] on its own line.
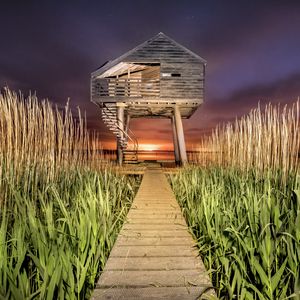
[92, 169, 215, 299]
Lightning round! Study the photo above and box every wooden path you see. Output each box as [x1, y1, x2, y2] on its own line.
[92, 167, 215, 299]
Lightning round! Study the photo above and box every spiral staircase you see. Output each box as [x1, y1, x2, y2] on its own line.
[101, 103, 138, 164]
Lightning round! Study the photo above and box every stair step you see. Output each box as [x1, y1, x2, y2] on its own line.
[103, 116, 116, 119]
[103, 114, 116, 117]
[104, 121, 117, 124]
[102, 116, 116, 119]
[105, 123, 117, 126]
[105, 122, 117, 125]
[103, 111, 116, 114]
[123, 159, 138, 163]
[102, 104, 139, 159]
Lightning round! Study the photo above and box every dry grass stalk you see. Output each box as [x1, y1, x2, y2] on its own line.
[0, 88, 104, 187]
[194, 101, 300, 178]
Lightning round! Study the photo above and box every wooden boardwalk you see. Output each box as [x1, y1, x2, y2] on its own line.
[92, 167, 215, 299]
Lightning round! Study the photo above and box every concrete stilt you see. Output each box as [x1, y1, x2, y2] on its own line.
[171, 116, 180, 165]
[117, 104, 125, 165]
[174, 105, 187, 164]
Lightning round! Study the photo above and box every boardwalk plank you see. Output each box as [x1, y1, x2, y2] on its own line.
[97, 270, 212, 287]
[109, 245, 199, 258]
[122, 224, 186, 231]
[131, 205, 181, 210]
[119, 230, 191, 238]
[115, 236, 194, 246]
[125, 218, 186, 225]
[127, 212, 183, 219]
[104, 256, 204, 271]
[92, 168, 215, 299]
[126, 216, 185, 222]
[92, 287, 215, 300]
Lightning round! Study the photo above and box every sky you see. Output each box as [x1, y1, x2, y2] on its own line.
[1, 0, 300, 150]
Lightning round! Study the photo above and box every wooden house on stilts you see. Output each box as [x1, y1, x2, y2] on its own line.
[91, 32, 206, 165]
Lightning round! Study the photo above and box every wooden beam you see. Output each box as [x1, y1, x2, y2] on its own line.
[117, 104, 125, 165]
[171, 116, 180, 165]
[174, 105, 187, 164]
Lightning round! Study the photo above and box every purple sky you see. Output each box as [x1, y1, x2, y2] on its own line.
[1, 1, 300, 149]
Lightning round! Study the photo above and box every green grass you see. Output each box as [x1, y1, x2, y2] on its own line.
[0, 165, 140, 299]
[0, 89, 141, 299]
[170, 166, 300, 300]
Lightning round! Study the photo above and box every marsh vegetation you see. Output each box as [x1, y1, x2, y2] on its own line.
[171, 101, 300, 299]
[1, 88, 299, 300]
[0, 89, 140, 299]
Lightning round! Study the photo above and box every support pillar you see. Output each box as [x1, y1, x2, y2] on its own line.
[171, 116, 180, 165]
[125, 114, 131, 135]
[174, 105, 187, 165]
[123, 114, 130, 154]
[116, 104, 125, 165]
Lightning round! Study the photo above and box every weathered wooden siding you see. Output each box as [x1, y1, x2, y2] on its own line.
[160, 62, 204, 98]
[122, 34, 205, 100]
[91, 33, 206, 118]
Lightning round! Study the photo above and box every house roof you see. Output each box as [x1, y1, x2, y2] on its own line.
[91, 32, 207, 78]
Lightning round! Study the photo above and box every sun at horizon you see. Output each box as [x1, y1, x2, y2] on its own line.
[139, 143, 160, 151]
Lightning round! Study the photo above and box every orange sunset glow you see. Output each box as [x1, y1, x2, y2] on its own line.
[139, 144, 160, 151]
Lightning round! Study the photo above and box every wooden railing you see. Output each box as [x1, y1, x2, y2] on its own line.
[92, 78, 160, 98]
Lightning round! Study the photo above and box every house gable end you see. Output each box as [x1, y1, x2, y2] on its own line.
[92, 33, 206, 78]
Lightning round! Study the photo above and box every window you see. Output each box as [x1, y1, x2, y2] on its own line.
[162, 73, 181, 77]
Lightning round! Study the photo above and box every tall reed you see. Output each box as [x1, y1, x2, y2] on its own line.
[173, 100, 300, 299]
[0, 88, 103, 197]
[0, 88, 140, 299]
[194, 101, 300, 179]
[170, 167, 300, 299]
